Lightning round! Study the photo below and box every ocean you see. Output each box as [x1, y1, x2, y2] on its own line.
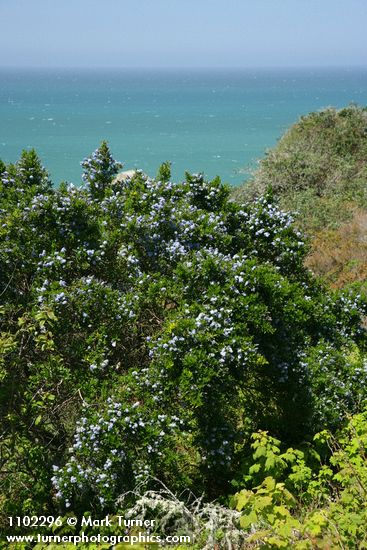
[1, 67, 367, 186]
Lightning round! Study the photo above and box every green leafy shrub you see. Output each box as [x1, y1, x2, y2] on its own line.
[232, 409, 367, 548]
[0, 144, 366, 531]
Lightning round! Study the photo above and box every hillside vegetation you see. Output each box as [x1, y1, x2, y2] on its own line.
[232, 105, 367, 290]
[1, 141, 367, 549]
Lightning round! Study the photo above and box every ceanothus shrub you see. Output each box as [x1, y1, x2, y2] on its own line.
[0, 142, 366, 515]
[52, 393, 183, 511]
[81, 140, 122, 198]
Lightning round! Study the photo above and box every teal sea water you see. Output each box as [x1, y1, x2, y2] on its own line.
[1, 68, 367, 186]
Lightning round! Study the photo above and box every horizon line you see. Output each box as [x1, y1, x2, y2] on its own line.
[1, 64, 367, 71]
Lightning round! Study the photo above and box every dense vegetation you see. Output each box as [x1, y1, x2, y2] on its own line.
[1, 135, 367, 548]
[232, 105, 367, 291]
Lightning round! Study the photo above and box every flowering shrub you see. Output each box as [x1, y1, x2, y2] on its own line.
[81, 140, 122, 198]
[0, 143, 366, 524]
[52, 396, 182, 511]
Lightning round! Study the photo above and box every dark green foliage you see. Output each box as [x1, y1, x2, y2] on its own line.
[81, 140, 122, 198]
[16, 149, 51, 190]
[156, 161, 171, 183]
[0, 143, 366, 532]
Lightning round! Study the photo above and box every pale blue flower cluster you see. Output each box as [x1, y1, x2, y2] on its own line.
[52, 396, 182, 507]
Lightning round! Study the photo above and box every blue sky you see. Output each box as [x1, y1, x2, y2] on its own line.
[0, 0, 366, 68]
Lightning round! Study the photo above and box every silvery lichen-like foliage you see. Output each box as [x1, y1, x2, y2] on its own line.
[0, 143, 366, 517]
[117, 480, 248, 549]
